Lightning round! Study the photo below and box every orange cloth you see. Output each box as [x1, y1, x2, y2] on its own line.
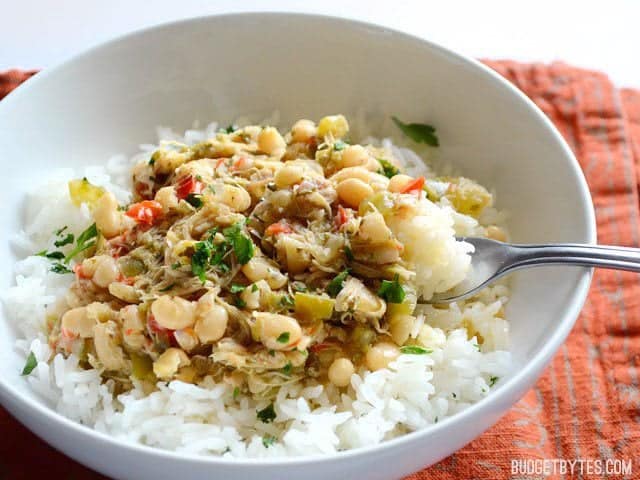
[1, 62, 639, 479]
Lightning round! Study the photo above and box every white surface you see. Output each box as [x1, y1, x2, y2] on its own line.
[1, 0, 640, 87]
[0, 13, 594, 480]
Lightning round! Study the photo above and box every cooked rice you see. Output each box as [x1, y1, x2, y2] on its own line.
[3, 121, 511, 458]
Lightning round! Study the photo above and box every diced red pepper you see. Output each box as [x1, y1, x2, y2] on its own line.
[335, 205, 349, 227]
[231, 156, 248, 171]
[215, 158, 226, 169]
[126, 200, 163, 225]
[73, 264, 91, 280]
[265, 221, 293, 236]
[147, 315, 167, 334]
[399, 176, 425, 194]
[147, 315, 178, 347]
[175, 175, 204, 199]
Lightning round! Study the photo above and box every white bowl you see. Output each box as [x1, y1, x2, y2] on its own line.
[0, 13, 595, 480]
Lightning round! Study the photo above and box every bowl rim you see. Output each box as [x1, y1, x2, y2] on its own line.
[0, 10, 596, 467]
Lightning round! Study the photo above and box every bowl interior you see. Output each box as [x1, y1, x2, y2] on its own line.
[0, 12, 594, 477]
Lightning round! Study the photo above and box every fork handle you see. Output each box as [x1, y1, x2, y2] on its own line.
[506, 243, 640, 273]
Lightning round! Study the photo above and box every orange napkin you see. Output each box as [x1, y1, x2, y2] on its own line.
[1, 62, 639, 480]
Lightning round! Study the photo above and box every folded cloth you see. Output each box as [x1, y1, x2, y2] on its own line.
[0, 69, 37, 100]
[1, 62, 639, 480]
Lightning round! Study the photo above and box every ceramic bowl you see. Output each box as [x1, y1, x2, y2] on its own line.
[0, 13, 595, 480]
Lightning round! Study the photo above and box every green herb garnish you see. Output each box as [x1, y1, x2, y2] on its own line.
[377, 274, 405, 304]
[262, 435, 277, 448]
[282, 361, 292, 376]
[235, 297, 247, 308]
[399, 345, 432, 355]
[54, 226, 68, 236]
[377, 158, 400, 179]
[64, 223, 98, 263]
[50, 263, 72, 274]
[392, 116, 439, 147]
[54, 233, 74, 248]
[276, 332, 290, 344]
[327, 270, 349, 297]
[185, 193, 203, 208]
[257, 403, 276, 423]
[230, 284, 246, 294]
[191, 239, 213, 283]
[223, 223, 255, 265]
[21, 352, 37, 376]
[251, 283, 259, 292]
[489, 376, 499, 387]
[344, 245, 354, 262]
[219, 124, 237, 134]
[279, 294, 294, 308]
[171, 262, 181, 270]
[233, 386, 240, 400]
[37, 250, 65, 260]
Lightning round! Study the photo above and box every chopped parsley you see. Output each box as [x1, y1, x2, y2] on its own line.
[251, 283, 259, 293]
[54, 226, 68, 236]
[344, 245, 354, 262]
[377, 274, 405, 304]
[171, 262, 181, 270]
[191, 225, 252, 282]
[230, 284, 246, 294]
[50, 263, 72, 274]
[191, 238, 213, 283]
[21, 352, 37, 376]
[489, 376, 499, 387]
[233, 386, 240, 400]
[377, 158, 400, 179]
[276, 332, 290, 344]
[185, 193, 203, 208]
[279, 294, 294, 308]
[235, 297, 247, 308]
[219, 124, 237, 134]
[262, 435, 277, 448]
[54, 233, 74, 248]
[36, 250, 65, 260]
[282, 361, 292, 376]
[64, 223, 98, 263]
[327, 269, 349, 297]
[257, 403, 276, 423]
[400, 345, 432, 355]
[223, 223, 255, 265]
[391, 116, 439, 147]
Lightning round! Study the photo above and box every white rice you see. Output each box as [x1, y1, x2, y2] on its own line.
[2, 121, 511, 458]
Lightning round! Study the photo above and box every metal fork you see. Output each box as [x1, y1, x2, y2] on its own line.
[424, 237, 640, 304]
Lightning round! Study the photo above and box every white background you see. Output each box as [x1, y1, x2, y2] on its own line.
[1, 0, 640, 87]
